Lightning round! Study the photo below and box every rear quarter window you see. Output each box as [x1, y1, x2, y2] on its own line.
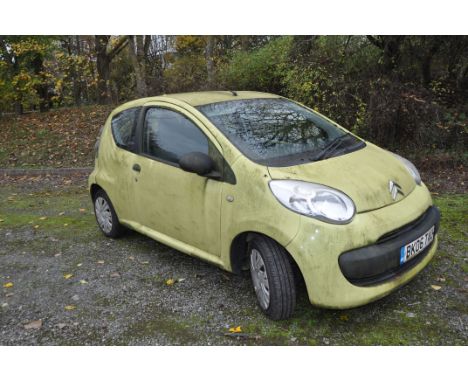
[111, 108, 140, 151]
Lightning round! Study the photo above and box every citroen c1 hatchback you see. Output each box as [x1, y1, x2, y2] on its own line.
[88, 91, 440, 320]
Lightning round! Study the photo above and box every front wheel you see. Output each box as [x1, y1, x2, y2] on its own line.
[248, 236, 297, 320]
[93, 189, 125, 238]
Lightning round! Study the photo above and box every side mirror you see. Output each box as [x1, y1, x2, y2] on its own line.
[179, 152, 218, 177]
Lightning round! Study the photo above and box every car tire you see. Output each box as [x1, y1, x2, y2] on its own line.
[93, 189, 125, 238]
[248, 235, 297, 320]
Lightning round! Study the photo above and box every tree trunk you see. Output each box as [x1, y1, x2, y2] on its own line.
[456, 61, 468, 91]
[95, 36, 112, 104]
[128, 35, 148, 98]
[420, 56, 433, 86]
[72, 35, 82, 105]
[14, 102, 23, 115]
[205, 36, 215, 88]
[240, 36, 250, 51]
[31, 53, 49, 112]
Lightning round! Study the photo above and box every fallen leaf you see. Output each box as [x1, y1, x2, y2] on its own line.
[64, 305, 76, 311]
[5, 293, 14, 297]
[58, 212, 65, 216]
[63, 223, 68, 227]
[97, 260, 105, 264]
[110, 272, 120, 278]
[76, 263, 82, 267]
[33, 225, 40, 229]
[140, 261, 149, 265]
[178, 278, 186, 283]
[339, 314, 349, 321]
[436, 277, 446, 282]
[3, 282, 13, 288]
[79, 208, 86, 213]
[24, 319, 42, 330]
[229, 326, 242, 333]
[39, 216, 47, 220]
[54, 253, 62, 257]
[165, 278, 175, 286]
[63, 273, 73, 280]
[431, 285, 442, 290]
[128, 256, 135, 260]
[79, 279, 88, 285]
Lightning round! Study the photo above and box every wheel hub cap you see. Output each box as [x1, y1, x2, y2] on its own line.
[95, 197, 113, 234]
[250, 249, 270, 310]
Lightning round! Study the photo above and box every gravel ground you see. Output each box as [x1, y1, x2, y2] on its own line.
[0, 174, 467, 345]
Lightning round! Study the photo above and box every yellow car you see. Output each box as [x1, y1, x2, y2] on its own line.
[88, 91, 440, 320]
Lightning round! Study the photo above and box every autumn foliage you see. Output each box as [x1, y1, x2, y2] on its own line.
[0, 35, 467, 164]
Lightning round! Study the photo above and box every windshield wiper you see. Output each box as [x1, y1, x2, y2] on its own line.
[309, 133, 351, 161]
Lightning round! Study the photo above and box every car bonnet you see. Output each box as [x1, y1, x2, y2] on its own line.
[267, 143, 416, 213]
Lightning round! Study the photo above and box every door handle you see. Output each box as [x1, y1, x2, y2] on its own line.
[132, 164, 141, 172]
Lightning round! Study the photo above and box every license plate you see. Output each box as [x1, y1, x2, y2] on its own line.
[400, 226, 435, 265]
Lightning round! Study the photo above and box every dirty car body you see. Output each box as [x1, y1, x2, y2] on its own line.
[88, 91, 440, 320]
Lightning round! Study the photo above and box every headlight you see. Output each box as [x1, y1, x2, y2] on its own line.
[392, 153, 421, 185]
[269, 180, 355, 224]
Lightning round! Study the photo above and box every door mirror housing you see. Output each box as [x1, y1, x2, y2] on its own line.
[179, 152, 219, 178]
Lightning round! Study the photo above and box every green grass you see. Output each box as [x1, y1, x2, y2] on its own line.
[433, 194, 468, 244]
[0, 186, 94, 233]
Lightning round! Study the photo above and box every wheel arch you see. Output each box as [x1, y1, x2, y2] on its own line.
[230, 231, 303, 282]
[90, 183, 104, 201]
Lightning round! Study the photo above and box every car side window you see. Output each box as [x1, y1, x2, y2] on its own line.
[143, 108, 209, 164]
[111, 108, 139, 151]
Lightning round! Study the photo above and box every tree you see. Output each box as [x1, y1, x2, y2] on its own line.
[367, 35, 405, 73]
[94, 35, 128, 104]
[164, 36, 207, 93]
[0, 36, 53, 113]
[204, 36, 215, 88]
[128, 35, 151, 97]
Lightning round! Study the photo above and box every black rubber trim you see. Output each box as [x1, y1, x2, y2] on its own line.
[339, 206, 440, 287]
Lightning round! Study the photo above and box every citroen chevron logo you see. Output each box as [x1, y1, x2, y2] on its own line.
[389, 180, 404, 200]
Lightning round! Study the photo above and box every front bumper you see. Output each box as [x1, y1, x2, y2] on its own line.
[286, 183, 439, 309]
[339, 206, 440, 286]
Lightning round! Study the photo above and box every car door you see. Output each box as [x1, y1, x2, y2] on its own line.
[131, 104, 223, 257]
[103, 107, 141, 223]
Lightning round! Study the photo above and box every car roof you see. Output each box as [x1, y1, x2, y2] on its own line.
[115, 91, 281, 112]
[162, 91, 281, 106]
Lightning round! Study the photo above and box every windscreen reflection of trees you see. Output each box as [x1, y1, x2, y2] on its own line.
[199, 99, 344, 161]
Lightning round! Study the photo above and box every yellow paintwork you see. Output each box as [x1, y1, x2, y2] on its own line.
[286, 182, 435, 308]
[88, 91, 438, 309]
[268, 142, 416, 212]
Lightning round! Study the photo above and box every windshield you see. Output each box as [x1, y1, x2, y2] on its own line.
[196, 98, 364, 166]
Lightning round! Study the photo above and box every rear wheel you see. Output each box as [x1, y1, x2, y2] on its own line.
[248, 235, 296, 320]
[93, 189, 125, 238]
